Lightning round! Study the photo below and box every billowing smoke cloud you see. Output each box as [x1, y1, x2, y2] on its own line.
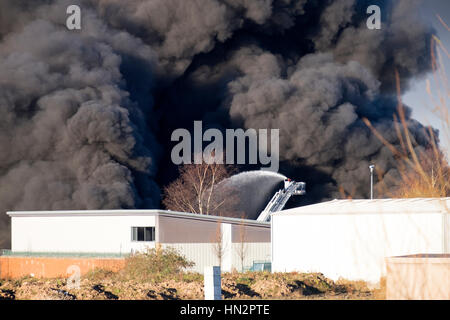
[89, 0, 309, 76]
[0, 0, 162, 247]
[155, 0, 435, 203]
[0, 0, 438, 247]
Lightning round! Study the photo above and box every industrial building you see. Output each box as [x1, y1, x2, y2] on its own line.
[271, 198, 450, 283]
[3, 195, 449, 285]
[4, 210, 270, 275]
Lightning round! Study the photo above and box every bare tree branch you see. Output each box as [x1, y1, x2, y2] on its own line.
[162, 152, 238, 216]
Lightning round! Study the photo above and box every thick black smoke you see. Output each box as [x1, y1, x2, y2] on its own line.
[0, 0, 163, 247]
[0, 0, 438, 247]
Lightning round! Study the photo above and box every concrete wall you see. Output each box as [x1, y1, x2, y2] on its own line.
[0, 256, 125, 279]
[272, 212, 446, 283]
[386, 254, 450, 300]
[11, 214, 156, 253]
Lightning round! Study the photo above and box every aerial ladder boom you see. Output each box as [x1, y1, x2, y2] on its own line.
[257, 179, 305, 222]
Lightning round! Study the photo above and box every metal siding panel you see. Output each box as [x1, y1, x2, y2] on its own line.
[158, 216, 219, 243]
[232, 242, 271, 271]
[162, 243, 220, 273]
[162, 242, 271, 273]
[158, 215, 269, 244]
[231, 224, 270, 243]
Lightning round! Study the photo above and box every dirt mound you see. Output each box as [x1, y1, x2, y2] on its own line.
[0, 272, 384, 300]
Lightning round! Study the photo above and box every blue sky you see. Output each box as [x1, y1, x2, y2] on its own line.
[403, 0, 450, 159]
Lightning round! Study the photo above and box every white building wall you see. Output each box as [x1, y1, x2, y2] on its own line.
[272, 212, 445, 283]
[163, 242, 271, 273]
[11, 215, 156, 254]
[231, 242, 271, 271]
[162, 243, 220, 273]
[446, 212, 450, 253]
[221, 223, 232, 272]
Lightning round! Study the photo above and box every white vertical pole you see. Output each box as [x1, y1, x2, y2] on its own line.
[369, 165, 375, 199]
[221, 223, 232, 272]
[270, 213, 273, 272]
[204, 266, 221, 300]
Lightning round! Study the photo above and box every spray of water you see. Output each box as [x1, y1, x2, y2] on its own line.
[216, 170, 287, 218]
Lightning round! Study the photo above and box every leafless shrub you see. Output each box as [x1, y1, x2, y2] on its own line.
[211, 221, 228, 268]
[121, 247, 194, 282]
[235, 218, 248, 272]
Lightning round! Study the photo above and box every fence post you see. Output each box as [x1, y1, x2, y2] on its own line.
[204, 266, 221, 300]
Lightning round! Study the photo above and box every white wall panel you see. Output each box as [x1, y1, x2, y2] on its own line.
[11, 215, 156, 253]
[163, 242, 271, 273]
[272, 212, 444, 283]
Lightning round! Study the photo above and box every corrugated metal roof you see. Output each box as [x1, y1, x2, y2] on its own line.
[272, 197, 450, 216]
